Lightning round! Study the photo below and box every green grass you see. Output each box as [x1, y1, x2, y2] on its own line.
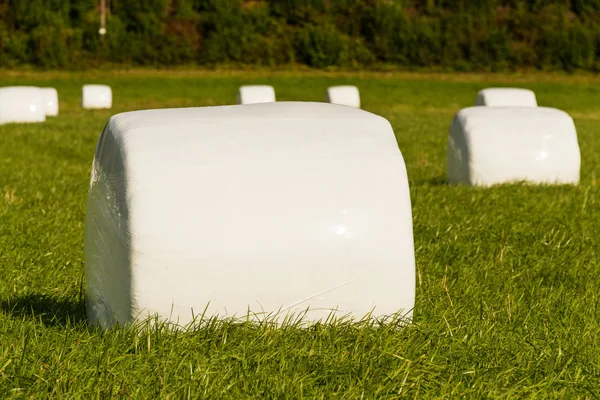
[1, 70, 600, 398]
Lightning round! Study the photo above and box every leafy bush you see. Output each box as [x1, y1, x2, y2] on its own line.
[2, 0, 600, 71]
[295, 24, 345, 68]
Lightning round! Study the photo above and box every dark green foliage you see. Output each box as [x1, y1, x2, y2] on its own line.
[2, 0, 600, 71]
[294, 24, 346, 68]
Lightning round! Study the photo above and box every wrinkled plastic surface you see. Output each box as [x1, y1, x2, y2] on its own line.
[326, 86, 361, 108]
[82, 84, 112, 109]
[85, 102, 415, 328]
[237, 85, 276, 104]
[475, 88, 537, 107]
[41, 88, 59, 116]
[447, 107, 580, 186]
[0, 87, 46, 124]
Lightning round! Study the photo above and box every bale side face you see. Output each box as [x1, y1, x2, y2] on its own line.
[42, 88, 59, 116]
[85, 121, 134, 327]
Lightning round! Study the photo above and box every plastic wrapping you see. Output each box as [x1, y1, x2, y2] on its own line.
[41, 88, 59, 116]
[0, 87, 46, 124]
[82, 84, 112, 109]
[326, 86, 361, 108]
[85, 102, 415, 328]
[237, 85, 276, 104]
[475, 88, 537, 107]
[447, 107, 580, 186]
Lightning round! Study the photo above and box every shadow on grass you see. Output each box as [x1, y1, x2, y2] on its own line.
[412, 175, 448, 186]
[0, 293, 86, 327]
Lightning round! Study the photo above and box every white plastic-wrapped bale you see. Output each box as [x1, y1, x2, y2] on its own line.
[82, 84, 112, 109]
[237, 85, 276, 104]
[475, 88, 537, 107]
[85, 102, 415, 328]
[447, 107, 580, 186]
[326, 86, 361, 108]
[0, 87, 46, 124]
[41, 88, 59, 116]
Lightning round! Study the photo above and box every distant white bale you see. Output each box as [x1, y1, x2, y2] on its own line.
[41, 88, 59, 116]
[475, 88, 537, 107]
[237, 85, 276, 104]
[0, 87, 46, 124]
[326, 86, 361, 108]
[85, 102, 415, 328]
[82, 84, 112, 109]
[447, 107, 580, 186]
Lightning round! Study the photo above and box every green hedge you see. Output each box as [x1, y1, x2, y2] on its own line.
[1, 0, 600, 71]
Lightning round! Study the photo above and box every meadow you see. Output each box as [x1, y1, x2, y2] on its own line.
[1, 69, 600, 398]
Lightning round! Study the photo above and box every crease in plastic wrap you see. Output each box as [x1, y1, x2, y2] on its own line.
[326, 86, 361, 109]
[447, 106, 581, 186]
[84, 102, 416, 328]
[475, 88, 537, 107]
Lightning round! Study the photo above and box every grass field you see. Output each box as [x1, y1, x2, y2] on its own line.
[1, 69, 600, 398]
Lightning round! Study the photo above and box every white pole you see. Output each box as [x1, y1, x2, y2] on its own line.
[99, 0, 106, 36]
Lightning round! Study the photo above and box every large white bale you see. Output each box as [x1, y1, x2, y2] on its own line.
[237, 85, 276, 104]
[0, 87, 46, 124]
[85, 102, 415, 328]
[475, 88, 537, 107]
[326, 86, 361, 108]
[82, 84, 112, 109]
[41, 88, 59, 116]
[447, 107, 580, 186]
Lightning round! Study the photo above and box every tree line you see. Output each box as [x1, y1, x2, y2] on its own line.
[1, 0, 599, 71]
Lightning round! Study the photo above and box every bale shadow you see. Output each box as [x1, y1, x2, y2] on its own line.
[412, 175, 448, 186]
[0, 293, 86, 327]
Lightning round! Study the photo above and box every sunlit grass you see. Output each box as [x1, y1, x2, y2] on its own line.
[1, 70, 599, 397]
